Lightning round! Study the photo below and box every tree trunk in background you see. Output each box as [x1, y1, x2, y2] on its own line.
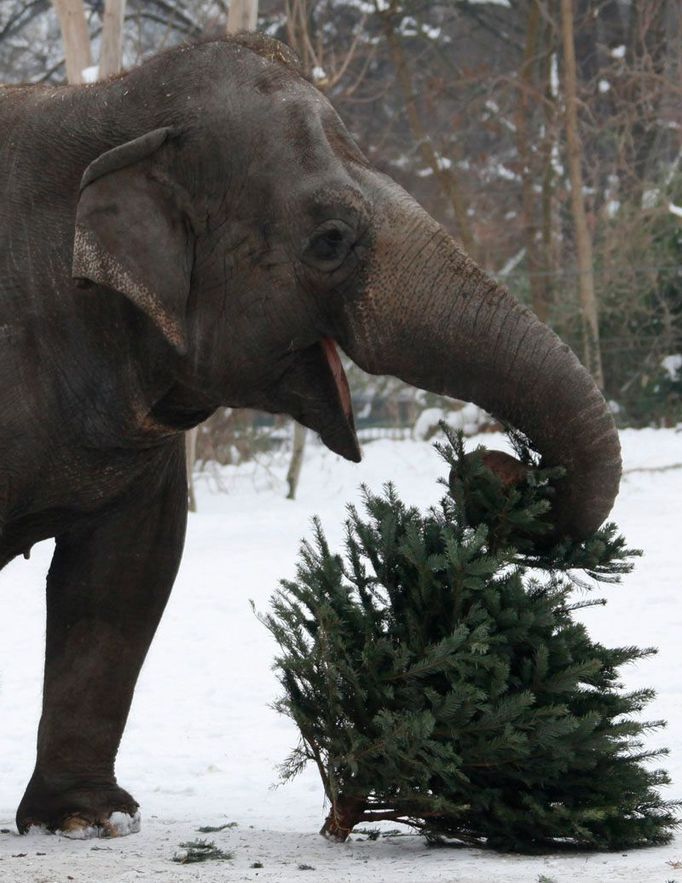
[539, 15, 558, 316]
[51, 0, 92, 84]
[625, 0, 667, 206]
[514, 0, 550, 323]
[560, 0, 604, 390]
[383, 6, 476, 260]
[286, 422, 307, 500]
[99, 0, 127, 78]
[227, 0, 258, 33]
[186, 427, 197, 513]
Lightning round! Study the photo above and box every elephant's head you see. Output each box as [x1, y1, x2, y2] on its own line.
[72, 34, 621, 539]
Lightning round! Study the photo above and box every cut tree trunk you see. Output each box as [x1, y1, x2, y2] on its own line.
[320, 795, 367, 841]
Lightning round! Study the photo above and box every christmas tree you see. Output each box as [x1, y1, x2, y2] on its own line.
[258, 428, 679, 851]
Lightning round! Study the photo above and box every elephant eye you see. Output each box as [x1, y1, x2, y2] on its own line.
[303, 220, 355, 272]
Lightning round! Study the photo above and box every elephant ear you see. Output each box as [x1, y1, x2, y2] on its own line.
[72, 127, 192, 354]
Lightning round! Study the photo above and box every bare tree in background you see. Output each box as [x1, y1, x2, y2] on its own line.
[51, 0, 91, 83]
[513, 0, 551, 324]
[286, 422, 307, 500]
[560, 0, 604, 389]
[380, 0, 476, 259]
[51, 0, 128, 82]
[185, 422, 197, 511]
[100, 0, 127, 77]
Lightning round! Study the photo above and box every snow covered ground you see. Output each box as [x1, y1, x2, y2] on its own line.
[1, 427, 681, 882]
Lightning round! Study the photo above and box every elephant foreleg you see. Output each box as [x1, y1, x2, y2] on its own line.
[16, 443, 187, 837]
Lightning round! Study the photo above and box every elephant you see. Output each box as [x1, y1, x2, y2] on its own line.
[0, 32, 621, 837]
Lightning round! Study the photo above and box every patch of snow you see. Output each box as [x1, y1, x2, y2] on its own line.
[606, 199, 620, 218]
[598, 79, 611, 93]
[398, 16, 418, 36]
[498, 247, 526, 277]
[611, 44, 626, 59]
[81, 65, 99, 83]
[390, 154, 410, 170]
[642, 189, 660, 209]
[413, 407, 444, 440]
[669, 202, 682, 218]
[414, 405, 489, 440]
[661, 354, 682, 381]
[421, 24, 441, 40]
[551, 142, 564, 176]
[337, 0, 375, 12]
[450, 403, 488, 436]
[59, 811, 141, 840]
[264, 18, 286, 36]
[550, 53, 559, 97]
[494, 164, 518, 181]
[108, 811, 142, 837]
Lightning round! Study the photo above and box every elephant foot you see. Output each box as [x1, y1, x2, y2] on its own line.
[57, 810, 141, 839]
[16, 774, 140, 838]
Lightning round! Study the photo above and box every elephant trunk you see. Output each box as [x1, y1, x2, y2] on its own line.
[338, 188, 621, 539]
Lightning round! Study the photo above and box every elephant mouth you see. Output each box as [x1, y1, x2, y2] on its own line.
[272, 337, 361, 462]
[311, 336, 360, 461]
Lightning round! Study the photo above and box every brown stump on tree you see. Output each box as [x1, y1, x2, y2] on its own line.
[319, 795, 366, 842]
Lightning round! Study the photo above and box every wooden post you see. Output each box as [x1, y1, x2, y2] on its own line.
[560, 0, 604, 389]
[51, 0, 92, 84]
[99, 0, 127, 78]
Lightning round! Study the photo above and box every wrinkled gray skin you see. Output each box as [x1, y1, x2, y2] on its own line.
[0, 34, 621, 836]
